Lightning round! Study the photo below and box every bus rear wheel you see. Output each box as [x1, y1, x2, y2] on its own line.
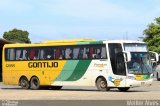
[20, 77, 30, 89]
[118, 87, 130, 92]
[30, 76, 40, 90]
[96, 77, 110, 91]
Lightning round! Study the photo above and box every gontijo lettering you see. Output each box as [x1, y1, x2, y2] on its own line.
[28, 62, 58, 68]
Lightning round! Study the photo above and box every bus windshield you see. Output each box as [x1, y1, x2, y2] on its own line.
[124, 43, 148, 52]
[127, 52, 152, 74]
[124, 43, 152, 74]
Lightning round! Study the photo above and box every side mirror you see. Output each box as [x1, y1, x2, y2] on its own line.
[149, 51, 159, 62]
[152, 62, 157, 67]
[123, 51, 131, 62]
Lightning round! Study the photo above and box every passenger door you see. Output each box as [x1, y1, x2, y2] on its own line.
[108, 43, 126, 87]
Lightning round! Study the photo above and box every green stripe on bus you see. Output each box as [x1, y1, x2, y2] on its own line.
[66, 60, 91, 81]
[56, 60, 79, 81]
[77, 42, 91, 45]
[144, 75, 150, 79]
[77, 41, 103, 45]
[89, 41, 103, 44]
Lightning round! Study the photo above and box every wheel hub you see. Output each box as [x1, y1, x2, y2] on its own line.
[22, 80, 26, 87]
[100, 81, 106, 88]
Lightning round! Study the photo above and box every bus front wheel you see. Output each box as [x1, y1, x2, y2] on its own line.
[96, 77, 110, 91]
[118, 87, 130, 92]
[20, 77, 30, 89]
[157, 73, 160, 81]
[30, 76, 40, 90]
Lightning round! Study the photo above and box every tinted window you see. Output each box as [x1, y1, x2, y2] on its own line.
[5, 44, 107, 61]
[108, 43, 126, 75]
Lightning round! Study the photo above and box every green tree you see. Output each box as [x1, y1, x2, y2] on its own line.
[143, 17, 160, 53]
[3, 28, 31, 43]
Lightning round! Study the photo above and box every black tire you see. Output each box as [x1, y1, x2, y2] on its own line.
[51, 86, 63, 90]
[30, 76, 40, 90]
[118, 87, 130, 92]
[157, 73, 160, 81]
[20, 77, 30, 89]
[96, 77, 110, 91]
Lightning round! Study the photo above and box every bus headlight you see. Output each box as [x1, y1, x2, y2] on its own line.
[150, 74, 153, 79]
[127, 76, 135, 80]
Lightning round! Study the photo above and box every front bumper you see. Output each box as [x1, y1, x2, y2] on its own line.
[125, 78, 153, 87]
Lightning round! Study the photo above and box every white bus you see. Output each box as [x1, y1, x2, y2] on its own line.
[3, 39, 158, 91]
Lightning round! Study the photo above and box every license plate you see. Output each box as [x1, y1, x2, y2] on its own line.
[141, 82, 145, 85]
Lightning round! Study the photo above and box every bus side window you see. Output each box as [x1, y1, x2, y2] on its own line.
[29, 49, 35, 60]
[89, 47, 94, 59]
[6, 48, 15, 60]
[78, 48, 84, 59]
[83, 48, 89, 59]
[22, 49, 28, 60]
[55, 48, 62, 59]
[101, 47, 107, 59]
[73, 48, 79, 59]
[40, 49, 45, 60]
[16, 49, 24, 60]
[65, 48, 72, 59]
[16, 49, 29, 60]
[96, 48, 101, 58]
[90, 45, 107, 59]
[44, 48, 54, 60]
[34, 49, 40, 60]
[77, 47, 89, 59]
[62, 49, 65, 59]
[91, 48, 97, 59]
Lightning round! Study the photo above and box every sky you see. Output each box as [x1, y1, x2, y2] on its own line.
[0, 0, 160, 43]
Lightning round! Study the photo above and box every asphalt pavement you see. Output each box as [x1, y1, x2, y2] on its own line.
[1, 79, 160, 100]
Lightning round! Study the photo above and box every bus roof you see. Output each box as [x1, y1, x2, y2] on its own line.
[39, 39, 96, 44]
[3, 39, 145, 48]
[104, 40, 145, 44]
[40, 39, 145, 44]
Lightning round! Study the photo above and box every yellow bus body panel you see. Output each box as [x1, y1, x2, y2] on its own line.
[2, 39, 96, 86]
[3, 60, 66, 85]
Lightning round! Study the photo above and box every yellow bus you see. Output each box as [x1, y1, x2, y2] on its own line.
[2, 39, 158, 91]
